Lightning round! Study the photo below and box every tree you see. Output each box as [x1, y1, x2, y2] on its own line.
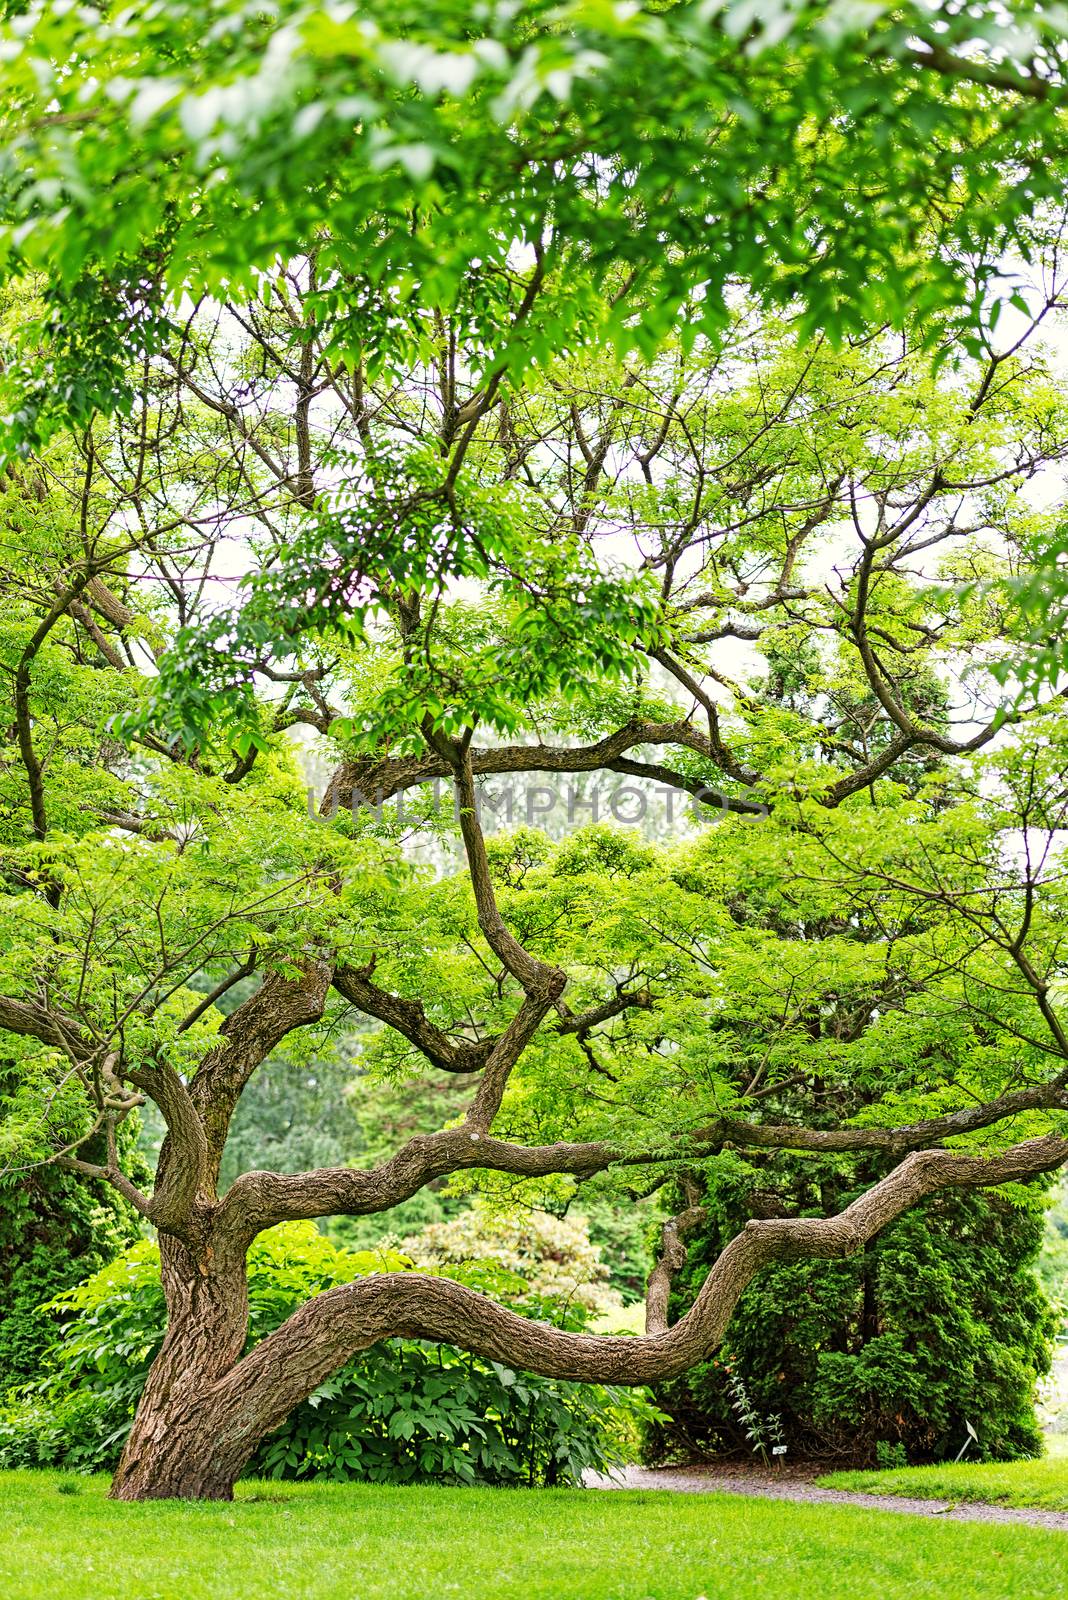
[4, 278, 1068, 1502]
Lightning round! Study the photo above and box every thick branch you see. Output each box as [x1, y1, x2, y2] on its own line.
[320, 704, 1007, 825]
[0, 994, 87, 1048]
[555, 990, 653, 1035]
[465, 992, 551, 1132]
[333, 963, 493, 1074]
[188, 961, 333, 1175]
[125, 1058, 211, 1236]
[333, 964, 649, 1074]
[700, 1083, 1068, 1155]
[218, 1128, 616, 1240]
[212, 1133, 1068, 1440]
[320, 720, 736, 814]
[219, 1078, 1068, 1241]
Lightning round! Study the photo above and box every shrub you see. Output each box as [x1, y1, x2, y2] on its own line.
[399, 1203, 624, 1319]
[0, 1057, 147, 1387]
[0, 1222, 654, 1485]
[646, 1174, 1057, 1467]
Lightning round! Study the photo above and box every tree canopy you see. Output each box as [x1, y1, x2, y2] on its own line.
[4, 1, 1068, 453]
[3, 0, 1068, 1504]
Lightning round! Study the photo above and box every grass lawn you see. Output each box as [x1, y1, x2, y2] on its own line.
[820, 1435, 1068, 1514]
[1, 1470, 1066, 1600]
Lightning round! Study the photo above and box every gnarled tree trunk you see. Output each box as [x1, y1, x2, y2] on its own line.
[109, 1236, 252, 1501]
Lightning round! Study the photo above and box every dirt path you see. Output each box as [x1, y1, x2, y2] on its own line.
[583, 1463, 1068, 1532]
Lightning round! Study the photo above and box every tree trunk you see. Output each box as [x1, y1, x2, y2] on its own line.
[109, 1236, 253, 1501]
[109, 1399, 249, 1502]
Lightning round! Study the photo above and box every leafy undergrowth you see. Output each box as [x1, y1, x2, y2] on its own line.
[820, 1436, 1068, 1512]
[1, 1469, 1066, 1600]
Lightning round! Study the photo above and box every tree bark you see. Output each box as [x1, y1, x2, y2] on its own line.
[109, 1236, 251, 1501]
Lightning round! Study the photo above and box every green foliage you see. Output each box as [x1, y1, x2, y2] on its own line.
[0, 1223, 654, 1485]
[5, 3, 1068, 455]
[720, 1364, 786, 1465]
[0, 1168, 142, 1389]
[129, 457, 666, 751]
[254, 1340, 647, 1488]
[648, 1183, 1057, 1466]
[0, 1062, 146, 1387]
[4, 307, 1068, 1186]
[582, 1200, 654, 1304]
[1038, 1180, 1068, 1316]
[399, 1202, 624, 1318]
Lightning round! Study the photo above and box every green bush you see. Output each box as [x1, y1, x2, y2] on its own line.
[0, 1058, 147, 1387]
[646, 1172, 1057, 1467]
[0, 1222, 654, 1486]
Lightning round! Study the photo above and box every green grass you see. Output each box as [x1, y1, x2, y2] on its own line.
[1, 1469, 1066, 1600]
[820, 1436, 1068, 1514]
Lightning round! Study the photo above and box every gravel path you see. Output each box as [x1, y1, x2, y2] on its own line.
[583, 1463, 1068, 1532]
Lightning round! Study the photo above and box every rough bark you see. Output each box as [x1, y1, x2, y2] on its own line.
[646, 1196, 708, 1334]
[218, 1129, 618, 1242]
[109, 1234, 251, 1501]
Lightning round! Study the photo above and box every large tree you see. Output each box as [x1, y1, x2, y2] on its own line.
[3, 277, 1068, 1498]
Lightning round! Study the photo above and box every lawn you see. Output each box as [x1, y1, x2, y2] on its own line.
[821, 1435, 1068, 1514]
[1, 1470, 1066, 1600]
